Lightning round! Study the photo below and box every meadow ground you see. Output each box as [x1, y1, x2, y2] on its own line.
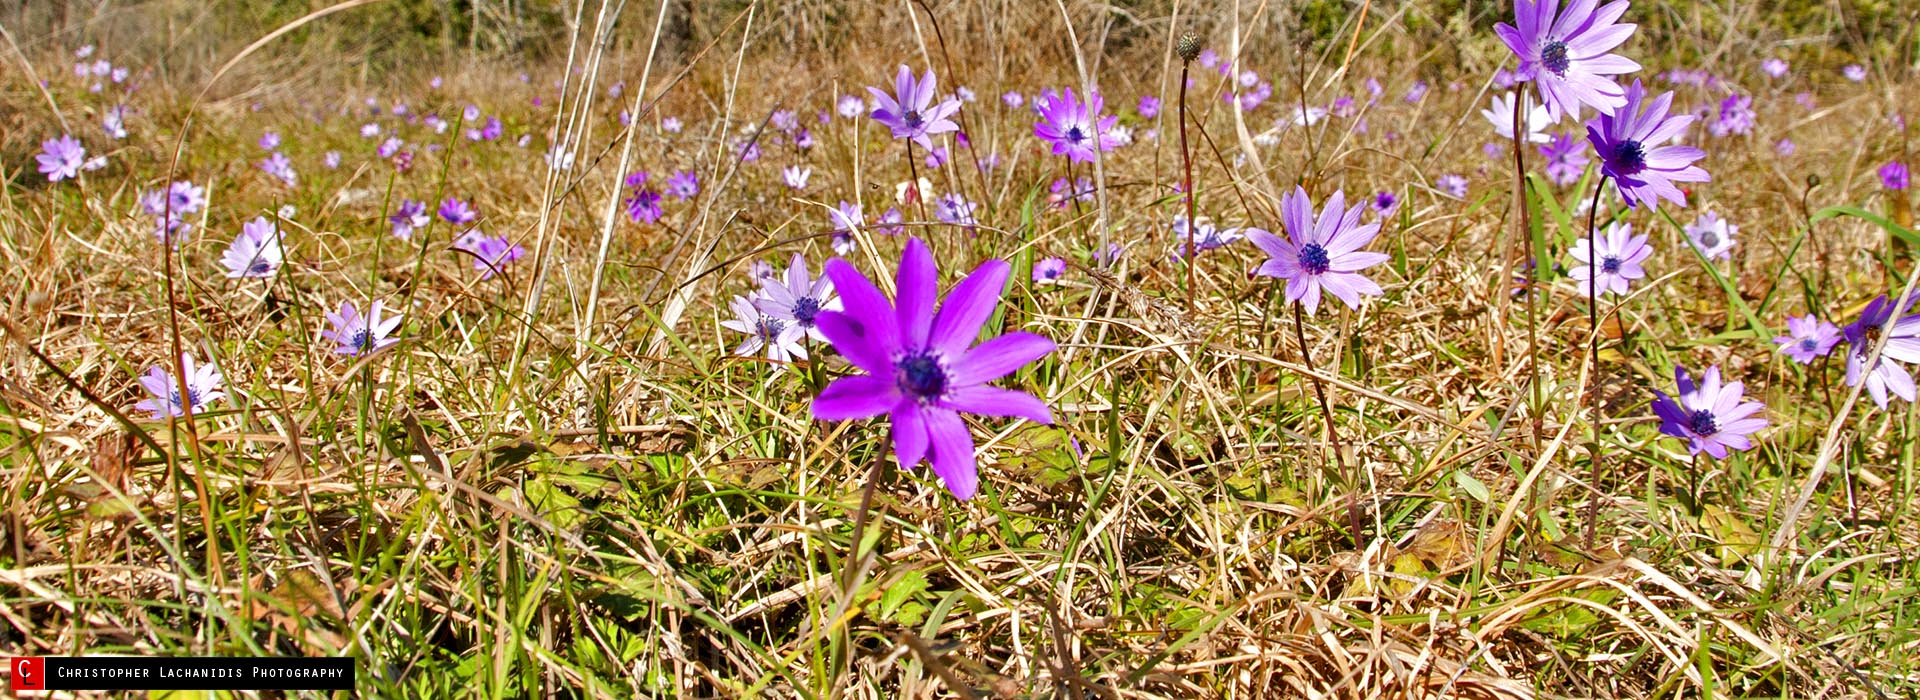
[3, 1, 1920, 697]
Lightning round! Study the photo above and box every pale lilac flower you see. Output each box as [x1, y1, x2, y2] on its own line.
[1032, 257, 1067, 283]
[377, 136, 403, 158]
[1569, 221, 1651, 297]
[1842, 64, 1867, 82]
[1540, 132, 1590, 186]
[934, 193, 979, 228]
[1002, 91, 1025, 109]
[829, 200, 865, 235]
[321, 300, 403, 356]
[1684, 210, 1737, 260]
[360, 122, 381, 138]
[75, 45, 94, 58]
[459, 233, 525, 279]
[1170, 215, 1245, 260]
[1049, 177, 1093, 209]
[219, 216, 284, 278]
[837, 94, 866, 118]
[259, 152, 297, 187]
[1438, 174, 1469, 198]
[666, 170, 700, 200]
[134, 353, 225, 420]
[783, 165, 812, 190]
[259, 131, 281, 150]
[721, 294, 803, 362]
[464, 105, 482, 122]
[1708, 93, 1754, 137]
[1795, 92, 1816, 110]
[1761, 58, 1789, 79]
[877, 207, 905, 235]
[103, 106, 128, 139]
[755, 253, 840, 343]
[811, 238, 1057, 500]
[661, 117, 683, 133]
[390, 199, 429, 238]
[771, 110, 799, 133]
[1651, 365, 1768, 459]
[439, 198, 477, 227]
[1774, 314, 1841, 364]
[1774, 139, 1796, 157]
[546, 143, 576, 171]
[1403, 80, 1429, 103]
[1138, 95, 1161, 118]
[1247, 187, 1389, 314]
[36, 135, 86, 182]
[1495, 0, 1642, 121]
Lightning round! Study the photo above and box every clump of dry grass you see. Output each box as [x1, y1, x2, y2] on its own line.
[3, 1, 1919, 698]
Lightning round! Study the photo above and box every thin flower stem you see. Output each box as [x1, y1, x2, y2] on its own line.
[1178, 61, 1197, 315]
[1511, 88, 1544, 448]
[1291, 301, 1358, 548]
[1582, 174, 1611, 550]
[905, 139, 933, 236]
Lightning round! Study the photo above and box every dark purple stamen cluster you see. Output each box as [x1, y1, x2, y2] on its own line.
[1540, 40, 1571, 76]
[1600, 256, 1623, 274]
[1686, 409, 1718, 437]
[1298, 243, 1332, 275]
[1612, 140, 1647, 174]
[895, 352, 947, 402]
[791, 297, 822, 325]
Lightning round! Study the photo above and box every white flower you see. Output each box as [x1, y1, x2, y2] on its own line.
[1684, 211, 1737, 261]
[219, 216, 284, 279]
[1482, 91, 1552, 143]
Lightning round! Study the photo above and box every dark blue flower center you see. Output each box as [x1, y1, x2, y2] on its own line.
[1541, 40, 1572, 76]
[249, 259, 273, 275]
[1066, 126, 1086, 143]
[1612, 140, 1647, 175]
[1697, 230, 1719, 248]
[351, 329, 373, 352]
[791, 297, 822, 325]
[902, 110, 924, 129]
[756, 316, 785, 340]
[1298, 243, 1332, 275]
[1600, 256, 1622, 274]
[1687, 409, 1718, 436]
[1799, 338, 1818, 352]
[895, 352, 948, 403]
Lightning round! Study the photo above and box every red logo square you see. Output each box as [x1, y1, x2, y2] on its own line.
[11, 657, 45, 691]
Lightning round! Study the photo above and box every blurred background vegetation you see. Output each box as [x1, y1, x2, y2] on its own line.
[5, 0, 1914, 87]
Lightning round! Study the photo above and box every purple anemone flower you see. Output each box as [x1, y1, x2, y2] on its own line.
[1495, 0, 1641, 121]
[1137, 95, 1161, 118]
[722, 294, 804, 362]
[1651, 365, 1768, 459]
[37, 135, 87, 182]
[1438, 174, 1470, 199]
[625, 172, 664, 224]
[1843, 295, 1920, 408]
[829, 200, 865, 236]
[1169, 215, 1245, 260]
[439, 198, 478, 227]
[1032, 87, 1121, 163]
[321, 299, 403, 356]
[1773, 314, 1841, 364]
[1707, 93, 1755, 138]
[811, 238, 1057, 501]
[755, 253, 840, 343]
[259, 152, 297, 187]
[219, 216, 284, 279]
[1585, 79, 1708, 210]
[1247, 187, 1390, 314]
[390, 199, 429, 239]
[868, 65, 962, 151]
[1842, 64, 1867, 82]
[456, 232, 524, 279]
[1761, 58, 1789, 79]
[134, 353, 225, 420]
[665, 170, 700, 200]
[1569, 221, 1651, 297]
[1540, 132, 1591, 186]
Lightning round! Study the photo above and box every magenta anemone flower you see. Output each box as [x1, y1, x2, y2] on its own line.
[1495, 0, 1641, 121]
[321, 300, 403, 356]
[1247, 187, 1389, 314]
[867, 65, 962, 151]
[134, 353, 225, 420]
[755, 253, 840, 343]
[811, 238, 1057, 500]
[1137, 95, 1161, 118]
[1569, 221, 1651, 297]
[1773, 314, 1841, 364]
[1650, 365, 1768, 459]
[37, 135, 87, 182]
[1032, 87, 1121, 163]
[1881, 161, 1910, 191]
[623, 172, 664, 224]
[390, 199, 429, 239]
[219, 216, 284, 279]
[1585, 79, 1708, 210]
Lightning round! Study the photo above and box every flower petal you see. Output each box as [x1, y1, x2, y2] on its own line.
[944, 385, 1053, 424]
[894, 238, 938, 348]
[929, 258, 1011, 356]
[949, 331, 1056, 386]
[812, 375, 900, 420]
[923, 408, 979, 500]
[892, 405, 930, 468]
